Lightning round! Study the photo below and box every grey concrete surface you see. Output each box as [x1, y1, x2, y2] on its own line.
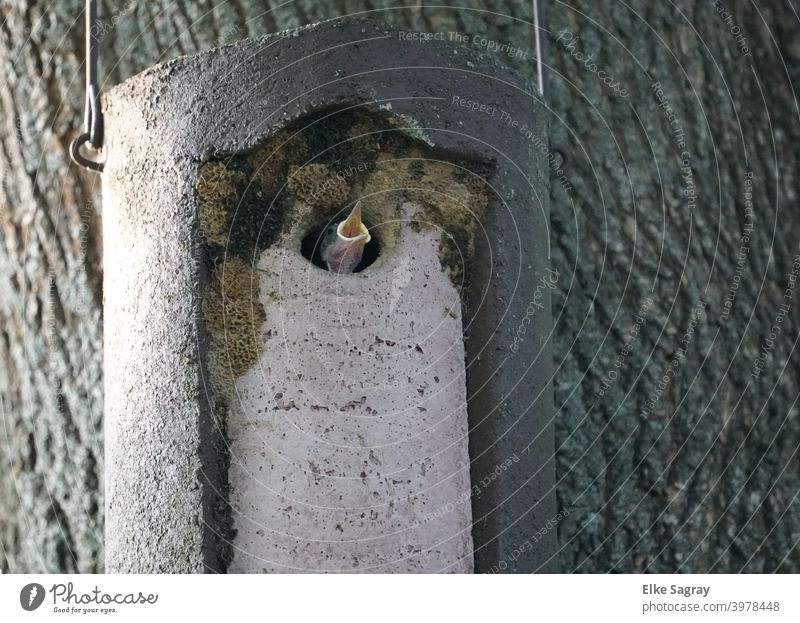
[229, 213, 473, 572]
[102, 17, 553, 572]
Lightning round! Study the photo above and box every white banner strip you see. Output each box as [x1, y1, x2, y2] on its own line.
[0, 574, 797, 622]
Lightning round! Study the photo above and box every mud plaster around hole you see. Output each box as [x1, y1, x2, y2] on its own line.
[194, 109, 490, 572]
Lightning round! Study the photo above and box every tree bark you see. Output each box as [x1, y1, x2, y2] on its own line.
[547, 1, 800, 573]
[0, 0, 797, 573]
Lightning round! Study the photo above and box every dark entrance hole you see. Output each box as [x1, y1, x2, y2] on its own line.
[300, 223, 381, 273]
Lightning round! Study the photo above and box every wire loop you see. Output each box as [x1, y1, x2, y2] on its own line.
[70, 0, 105, 173]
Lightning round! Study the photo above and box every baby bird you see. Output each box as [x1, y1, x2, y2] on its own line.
[319, 201, 371, 274]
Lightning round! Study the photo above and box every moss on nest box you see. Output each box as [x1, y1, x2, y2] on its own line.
[201, 256, 265, 396]
[246, 130, 308, 193]
[353, 150, 490, 286]
[287, 163, 350, 209]
[197, 162, 246, 246]
[195, 107, 493, 403]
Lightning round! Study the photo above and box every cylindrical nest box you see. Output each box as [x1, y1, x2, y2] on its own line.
[102, 18, 555, 573]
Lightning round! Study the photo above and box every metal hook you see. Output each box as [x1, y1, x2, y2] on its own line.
[70, 133, 105, 173]
[70, 0, 105, 173]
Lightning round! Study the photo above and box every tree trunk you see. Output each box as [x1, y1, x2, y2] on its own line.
[547, 2, 800, 573]
[0, 0, 797, 573]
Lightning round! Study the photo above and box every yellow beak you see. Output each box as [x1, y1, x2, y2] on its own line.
[337, 201, 370, 242]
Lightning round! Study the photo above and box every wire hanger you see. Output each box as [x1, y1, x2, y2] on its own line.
[70, 0, 105, 173]
[69, 2, 566, 176]
[534, 0, 570, 177]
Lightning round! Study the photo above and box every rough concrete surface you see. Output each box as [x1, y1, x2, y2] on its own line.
[229, 216, 473, 572]
[102, 17, 551, 572]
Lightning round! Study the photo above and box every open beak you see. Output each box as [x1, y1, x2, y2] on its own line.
[323, 201, 371, 274]
[337, 201, 370, 242]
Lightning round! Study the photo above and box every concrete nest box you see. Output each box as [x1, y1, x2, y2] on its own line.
[102, 18, 555, 573]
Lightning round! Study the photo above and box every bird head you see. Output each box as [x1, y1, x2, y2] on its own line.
[319, 201, 371, 274]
